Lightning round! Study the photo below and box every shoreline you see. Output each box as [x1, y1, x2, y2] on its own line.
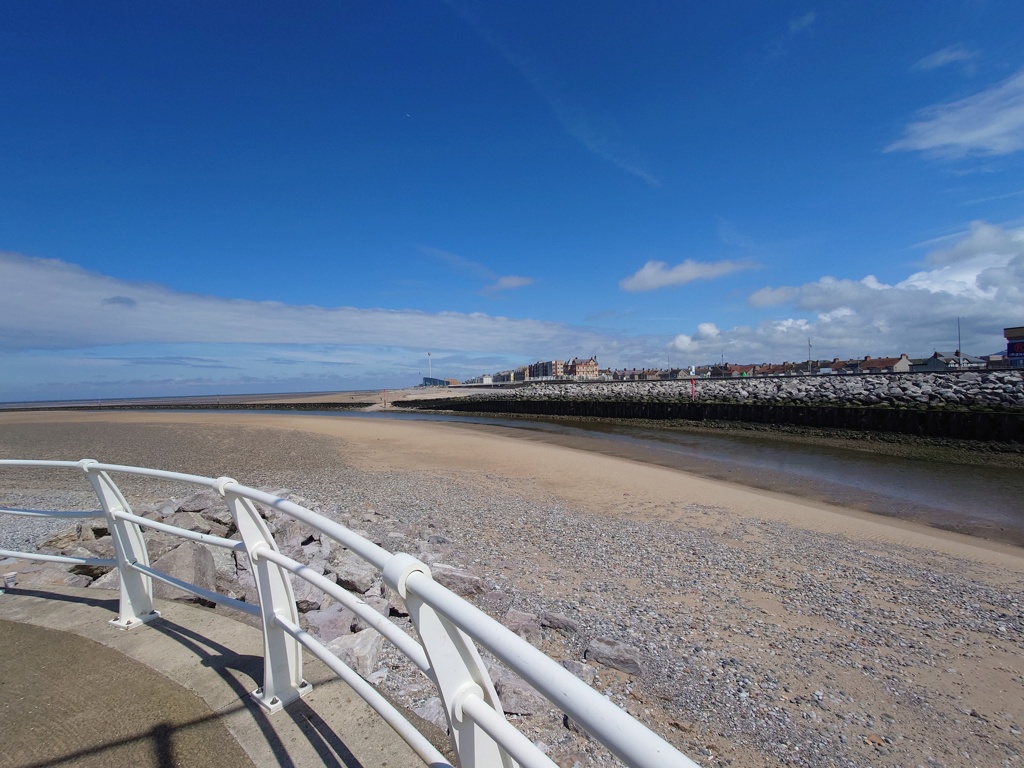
[2, 410, 1023, 766]
[1, 409, 1021, 566]
[404, 407, 1024, 468]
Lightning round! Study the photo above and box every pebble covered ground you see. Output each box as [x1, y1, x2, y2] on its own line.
[2, 420, 1023, 767]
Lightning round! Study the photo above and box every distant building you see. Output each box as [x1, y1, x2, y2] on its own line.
[859, 354, 911, 374]
[1006, 327, 1024, 368]
[422, 377, 450, 387]
[529, 360, 564, 379]
[911, 352, 958, 372]
[565, 356, 599, 379]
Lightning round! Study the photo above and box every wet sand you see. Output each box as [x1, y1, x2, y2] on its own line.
[1, 409, 1019, 571]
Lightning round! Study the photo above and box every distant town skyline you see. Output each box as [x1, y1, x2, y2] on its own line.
[2, 3, 1023, 401]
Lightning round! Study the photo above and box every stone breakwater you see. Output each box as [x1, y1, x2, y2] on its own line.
[405, 371, 1024, 442]
[483, 371, 1024, 411]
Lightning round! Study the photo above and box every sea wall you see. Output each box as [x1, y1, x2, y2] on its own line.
[406, 371, 1024, 441]
[497, 370, 1024, 410]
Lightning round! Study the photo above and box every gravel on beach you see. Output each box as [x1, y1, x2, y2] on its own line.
[2, 418, 1022, 768]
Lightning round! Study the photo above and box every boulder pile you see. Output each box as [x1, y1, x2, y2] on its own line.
[476, 370, 1024, 410]
[5, 488, 640, 750]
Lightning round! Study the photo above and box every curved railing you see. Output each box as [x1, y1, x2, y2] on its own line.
[0, 459, 701, 768]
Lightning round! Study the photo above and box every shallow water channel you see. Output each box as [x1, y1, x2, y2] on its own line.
[265, 410, 1024, 548]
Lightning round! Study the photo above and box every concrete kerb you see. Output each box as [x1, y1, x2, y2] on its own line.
[0, 584, 430, 768]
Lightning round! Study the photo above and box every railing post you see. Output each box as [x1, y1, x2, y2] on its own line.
[384, 553, 517, 768]
[80, 460, 159, 630]
[220, 479, 311, 713]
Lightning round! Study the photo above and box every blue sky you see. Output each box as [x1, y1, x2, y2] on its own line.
[2, 1, 1023, 400]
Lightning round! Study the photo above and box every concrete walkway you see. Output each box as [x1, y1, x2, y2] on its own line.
[0, 585, 432, 768]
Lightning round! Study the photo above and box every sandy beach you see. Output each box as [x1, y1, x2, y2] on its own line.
[1, 410, 1022, 767]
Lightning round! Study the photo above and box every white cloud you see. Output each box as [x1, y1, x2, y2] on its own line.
[620, 259, 757, 292]
[668, 221, 1024, 363]
[888, 68, 1024, 157]
[671, 322, 720, 353]
[0, 252, 589, 354]
[483, 275, 535, 294]
[911, 44, 979, 72]
[748, 285, 798, 307]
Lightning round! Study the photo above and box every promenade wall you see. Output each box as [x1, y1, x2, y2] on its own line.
[406, 371, 1024, 442]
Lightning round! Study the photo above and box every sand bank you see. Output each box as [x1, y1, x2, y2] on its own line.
[2, 410, 1018, 571]
[1, 410, 1022, 767]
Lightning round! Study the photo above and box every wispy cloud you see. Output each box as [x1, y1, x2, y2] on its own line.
[788, 12, 816, 35]
[767, 10, 817, 59]
[0, 252, 578, 355]
[887, 68, 1024, 157]
[0, 252, 699, 399]
[107, 355, 238, 369]
[446, 2, 659, 186]
[911, 44, 979, 72]
[619, 259, 757, 292]
[963, 187, 1024, 205]
[482, 275, 534, 294]
[418, 245, 535, 295]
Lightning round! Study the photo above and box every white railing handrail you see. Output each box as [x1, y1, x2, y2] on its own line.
[0, 458, 702, 768]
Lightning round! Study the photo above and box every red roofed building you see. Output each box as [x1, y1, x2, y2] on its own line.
[565, 356, 599, 379]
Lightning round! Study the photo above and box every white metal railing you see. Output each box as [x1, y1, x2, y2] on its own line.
[0, 458, 702, 768]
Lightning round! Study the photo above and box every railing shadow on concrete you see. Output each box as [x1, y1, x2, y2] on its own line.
[0, 459, 702, 768]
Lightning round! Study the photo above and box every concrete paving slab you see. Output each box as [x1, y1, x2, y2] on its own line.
[0, 585, 434, 768]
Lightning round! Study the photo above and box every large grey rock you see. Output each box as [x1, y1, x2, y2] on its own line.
[16, 566, 93, 588]
[66, 538, 117, 579]
[76, 521, 108, 541]
[327, 548, 377, 594]
[560, 659, 596, 685]
[504, 608, 543, 646]
[209, 544, 237, 581]
[153, 499, 179, 518]
[89, 567, 120, 590]
[150, 541, 216, 604]
[541, 611, 580, 634]
[384, 586, 409, 617]
[491, 668, 547, 716]
[326, 629, 384, 677]
[274, 518, 317, 558]
[234, 560, 257, 604]
[584, 637, 643, 676]
[431, 564, 484, 597]
[290, 557, 327, 613]
[202, 502, 236, 529]
[164, 511, 213, 535]
[350, 596, 390, 632]
[36, 526, 80, 553]
[146, 531, 187, 562]
[413, 697, 449, 732]
[177, 489, 221, 515]
[305, 602, 357, 641]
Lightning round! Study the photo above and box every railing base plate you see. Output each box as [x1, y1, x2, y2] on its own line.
[251, 679, 313, 714]
[109, 610, 160, 631]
